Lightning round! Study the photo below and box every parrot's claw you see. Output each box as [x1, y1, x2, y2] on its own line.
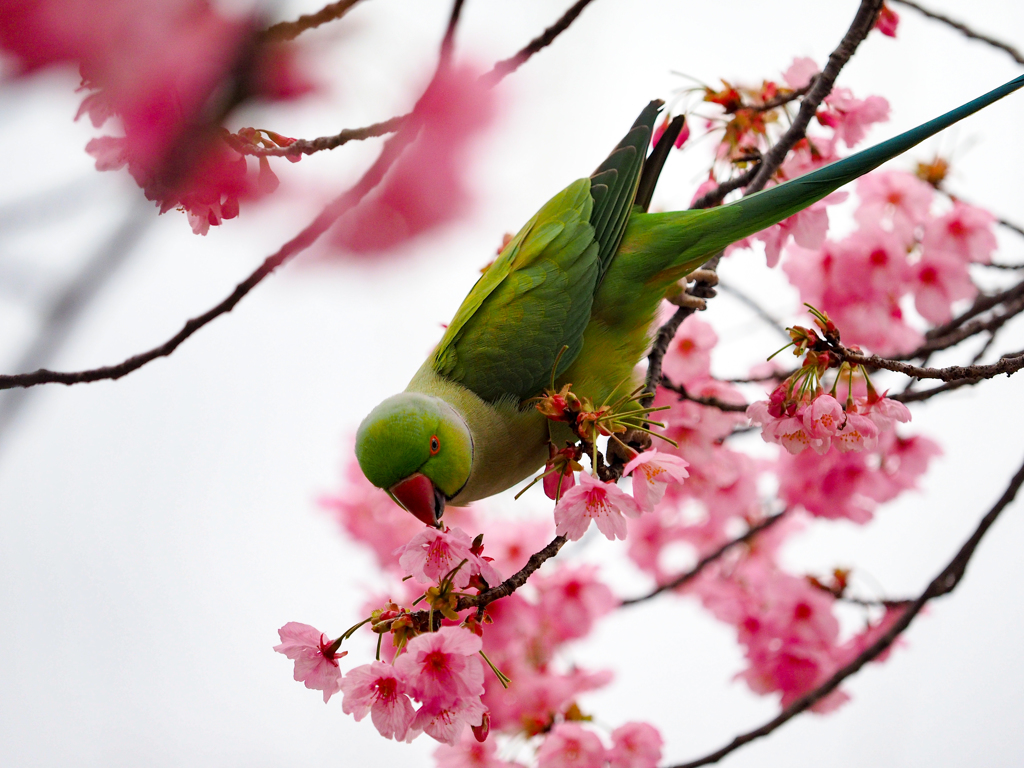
[667, 292, 707, 311]
[688, 269, 719, 286]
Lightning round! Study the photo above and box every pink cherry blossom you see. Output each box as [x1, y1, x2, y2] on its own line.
[623, 449, 690, 512]
[394, 626, 484, 709]
[801, 394, 845, 445]
[554, 471, 643, 542]
[855, 171, 933, 245]
[661, 315, 718, 384]
[322, 456, 479, 573]
[727, 193, 845, 268]
[608, 722, 663, 768]
[544, 462, 577, 501]
[536, 723, 607, 768]
[478, 519, 553, 576]
[435, 731, 522, 768]
[396, 526, 502, 589]
[274, 622, 345, 703]
[862, 395, 912, 433]
[760, 413, 827, 455]
[833, 412, 879, 453]
[534, 564, 617, 643]
[922, 201, 998, 264]
[783, 57, 819, 90]
[912, 252, 976, 324]
[819, 88, 890, 148]
[874, 3, 900, 37]
[413, 696, 488, 746]
[340, 662, 416, 741]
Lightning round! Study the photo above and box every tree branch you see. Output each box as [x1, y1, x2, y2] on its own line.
[842, 347, 1024, 382]
[260, 0, 363, 43]
[667, 452, 1024, 768]
[659, 377, 750, 413]
[891, 0, 1024, 65]
[481, 0, 598, 86]
[461, 536, 568, 612]
[226, 115, 407, 159]
[620, 512, 787, 607]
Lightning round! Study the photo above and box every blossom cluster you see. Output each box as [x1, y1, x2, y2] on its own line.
[784, 172, 997, 354]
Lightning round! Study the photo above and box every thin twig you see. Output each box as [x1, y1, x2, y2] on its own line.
[260, 0, 363, 43]
[621, 512, 787, 607]
[900, 290, 1024, 359]
[668, 453, 1024, 768]
[660, 377, 750, 413]
[842, 347, 1024, 382]
[690, 165, 759, 210]
[923, 279, 1024, 344]
[481, 0, 598, 86]
[891, 0, 1024, 65]
[226, 116, 407, 158]
[462, 536, 567, 611]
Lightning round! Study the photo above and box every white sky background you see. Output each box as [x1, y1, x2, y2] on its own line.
[1, 1, 1023, 766]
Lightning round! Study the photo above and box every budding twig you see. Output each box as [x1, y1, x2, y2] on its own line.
[620, 511, 788, 607]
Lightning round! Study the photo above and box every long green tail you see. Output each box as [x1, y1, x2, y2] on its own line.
[622, 72, 1024, 277]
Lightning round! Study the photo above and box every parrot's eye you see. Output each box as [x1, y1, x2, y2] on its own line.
[429, 435, 441, 455]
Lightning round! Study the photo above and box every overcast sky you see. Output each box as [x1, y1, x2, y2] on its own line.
[1, 1, 1023, 767]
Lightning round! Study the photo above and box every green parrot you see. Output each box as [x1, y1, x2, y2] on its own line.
[356, 74, 1024, 526]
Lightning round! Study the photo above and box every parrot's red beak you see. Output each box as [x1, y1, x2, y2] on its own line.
[390, 473, 445, 527]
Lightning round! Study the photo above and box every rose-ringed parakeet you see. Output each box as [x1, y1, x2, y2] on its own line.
[356, 74, 1024, 526]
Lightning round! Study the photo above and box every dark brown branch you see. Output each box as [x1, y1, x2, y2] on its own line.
[995, 215, 1024, 239]
[660, 377, 750, 413]
[440, 0, 467, 62]
[922, 279, 1024, 344]
[899, 290, 1024, 359]
[843, 347, 1024, 382]
[690, 165, 759, 209]
[891, 0, 1024, 65]
[461, 536, 568, 611]
[0, 124, 419, 392]
[668, 453, 1024, 768]
[260, 0, 363, 43]
[481, 0, 598, 86]
[890, 376, 984, 402]
[621, 512, 787, 607]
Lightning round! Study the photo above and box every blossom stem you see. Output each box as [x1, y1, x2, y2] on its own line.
[479, 650, 512, 688]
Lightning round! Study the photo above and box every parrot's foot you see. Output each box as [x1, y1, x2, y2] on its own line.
[665, 268, 719, 311]
[667, 292, 707, 311]
[688, 268, 719, 286]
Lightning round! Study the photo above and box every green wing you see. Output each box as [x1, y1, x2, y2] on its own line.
[431, 103, 661, 403]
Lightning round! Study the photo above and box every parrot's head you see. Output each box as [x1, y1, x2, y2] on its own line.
[355, 393, 473, 526]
